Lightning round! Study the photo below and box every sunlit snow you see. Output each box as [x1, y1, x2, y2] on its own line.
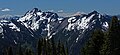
[14, 40, 17, 44]
[103, 22, 108, 28]
[8, 23, 20, 31]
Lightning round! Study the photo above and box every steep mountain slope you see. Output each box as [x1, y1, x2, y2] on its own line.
[0, 8, 111, 55]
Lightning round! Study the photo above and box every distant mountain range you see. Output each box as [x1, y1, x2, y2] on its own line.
[0, 8, 113, 55]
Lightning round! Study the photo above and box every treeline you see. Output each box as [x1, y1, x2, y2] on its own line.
[2, 37, 68, 55]
[81, 16, 120, 55]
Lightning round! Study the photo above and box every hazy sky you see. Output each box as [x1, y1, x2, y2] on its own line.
[0, 0, 120, 15]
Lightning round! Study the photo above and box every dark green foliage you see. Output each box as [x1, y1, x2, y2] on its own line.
[109, 16, 120, 55]
[81, 29, 104, 55]
[46, 39, 52, 55]
[57, 40, 67, 55]
[1, 36, 68, 55]
[7, 47, 13, 55]
[37, 39, 43, 55]
[81, 16, 120, 55]
[101, 16, 120, 55]
[100, 33, 110, 55]
[57, 40, 61, 55]
[25, 48, 33, 55]
[2, 48, 7, 55]
[51, 37, 57, 55]
[61, 44, 66, 55]
[37, 37, 68, 55]
[17, 45, 23, 55]
[65, 42, 69, 55]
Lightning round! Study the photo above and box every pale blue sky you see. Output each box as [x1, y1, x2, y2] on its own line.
[0, 0, 120, 15]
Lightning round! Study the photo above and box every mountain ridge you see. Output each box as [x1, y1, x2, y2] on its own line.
[0, 8, 111, 55]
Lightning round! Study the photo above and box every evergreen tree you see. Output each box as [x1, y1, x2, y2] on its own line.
[109, 16, 120, 55]
[57, 40, 61, 55]
[101, 16, 120, 55]
[2, 48, 7, 55]
[42, 38, 47, 55]
[57, 40, 68, 55]
[2, 37, 68, 55]
[61, 43, 66, 55]
[7, 47, 13, 55]
[100, 33, 110, 55]
[51, 37, 57, 55]
[37, 39, 42, 55]
[25, 48, 33, 55]
[81, 29, 104, 55]
[18, 45, 23, 55]
[46, 39, 52, 55]
[65, 42, 69, 55]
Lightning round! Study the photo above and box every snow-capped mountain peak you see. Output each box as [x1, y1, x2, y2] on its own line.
[0, 8, 111, 55]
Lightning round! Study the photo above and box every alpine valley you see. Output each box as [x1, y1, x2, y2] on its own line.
[0, 8, 112, 55]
